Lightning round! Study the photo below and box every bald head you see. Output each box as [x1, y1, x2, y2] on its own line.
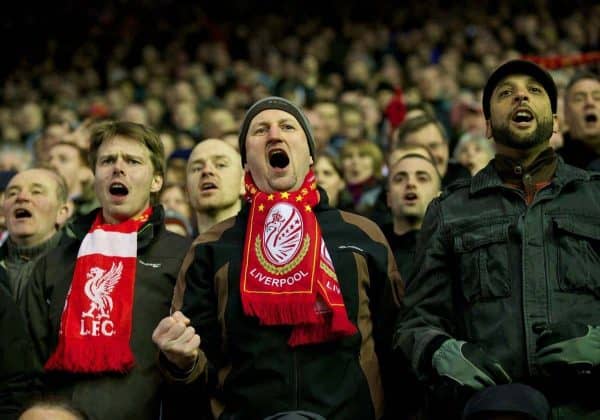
[186, 138, 244, 216]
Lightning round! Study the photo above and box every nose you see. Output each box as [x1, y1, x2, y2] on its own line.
[15, 190, 31, 201]
[201, 162, 215, 176]
[514, 87, 529, 104]
[268, 124, 282, 139]
[112, 157, 126, 174]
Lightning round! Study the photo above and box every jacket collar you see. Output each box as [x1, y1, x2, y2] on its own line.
[470, 156, 591, 195]
[66, 205, 165, 249]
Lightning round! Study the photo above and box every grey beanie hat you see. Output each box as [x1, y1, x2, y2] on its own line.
[238, 96, 316, 165]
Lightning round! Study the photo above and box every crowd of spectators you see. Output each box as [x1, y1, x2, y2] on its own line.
[0, 1, 599, 418]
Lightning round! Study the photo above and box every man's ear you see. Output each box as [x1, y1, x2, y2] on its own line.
[552, 114, 560, 133]
[55, 201, 71, 228]
[239, 173, 246, 196]
[150, 174, 164, 193]
[485, 120, 492, 139]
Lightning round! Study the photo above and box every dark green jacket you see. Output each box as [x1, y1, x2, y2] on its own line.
[164, 194, 403, 420]
[0, 230, 63, 301]
[0, 273, 40, 420]
[20, 206, 191, 420]
[395, 159, 600, 416]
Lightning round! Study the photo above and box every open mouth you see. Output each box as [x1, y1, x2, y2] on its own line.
[512, 109, 534, 123]
[585, 113, 598, 123]
[14, 208, 32, 219]
[201, 182, 217, 191]
[268, 149, 290, 169]
[109, 182, 129, 196]
[404, 192, 418, 202]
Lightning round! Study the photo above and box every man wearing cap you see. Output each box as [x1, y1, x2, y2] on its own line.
[152, 97, 403, 419]
[395, 60, 600, 419]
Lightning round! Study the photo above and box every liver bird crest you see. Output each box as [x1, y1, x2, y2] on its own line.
[82, 261, 123, 319]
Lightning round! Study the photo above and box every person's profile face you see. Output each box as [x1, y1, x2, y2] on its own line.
[314, 156, 345, 207]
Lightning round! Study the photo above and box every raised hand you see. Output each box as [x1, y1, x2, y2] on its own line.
[152, 311, 201, 371]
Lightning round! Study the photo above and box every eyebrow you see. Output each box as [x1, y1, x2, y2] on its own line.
[99, 152, 146, 160]
[7, 182, 48, 191]
[251, 118, 297, 127]
[496, 77, 543, 91]
[189, 154, 231, 164]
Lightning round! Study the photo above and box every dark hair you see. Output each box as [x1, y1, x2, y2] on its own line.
[387, 144, 442, 189]
[50, 141, 89, 167]
[395, 114, 448, 147]
[565, 70, 599, 95]
[88, 121, 165, 203]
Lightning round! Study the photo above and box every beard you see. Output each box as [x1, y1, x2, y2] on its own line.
[491, 114, 554, 150]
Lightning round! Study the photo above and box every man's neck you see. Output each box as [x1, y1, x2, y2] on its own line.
[581, 134, 600, 154]
[393, 216, 421, 236]
[196, 201, 242, 235]
[494, 142, 549, 167]
[10, 229, 57, 249]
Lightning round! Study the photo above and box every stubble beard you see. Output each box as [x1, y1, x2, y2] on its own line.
[492, 115, 554, 150]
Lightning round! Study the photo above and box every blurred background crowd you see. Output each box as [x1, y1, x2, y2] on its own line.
[0, 0, 598, 234]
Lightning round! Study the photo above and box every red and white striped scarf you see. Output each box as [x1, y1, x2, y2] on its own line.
[45, 207, 152, 373]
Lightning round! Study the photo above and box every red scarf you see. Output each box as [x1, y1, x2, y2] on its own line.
[240, 171, 357, 346]
[45, 207, 152, 373]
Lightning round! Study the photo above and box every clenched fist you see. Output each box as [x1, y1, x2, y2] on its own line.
[152, 311, 201, 371]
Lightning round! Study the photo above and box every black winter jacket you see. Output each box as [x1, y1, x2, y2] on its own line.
[395, 159, 600, 416]
[163, 194, 403, 420]
[20, 206, 191, 420]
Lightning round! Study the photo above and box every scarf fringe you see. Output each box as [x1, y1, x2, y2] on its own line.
[45, 338, 135, 374]
[288, 316, 357, 346]
[242, 299, 318, 326]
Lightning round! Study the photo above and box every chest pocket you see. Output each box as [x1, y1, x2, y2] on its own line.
[453, 222, 511, 303]
[553, 216, 600, 298]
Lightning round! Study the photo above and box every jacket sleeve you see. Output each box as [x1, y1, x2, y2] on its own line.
[368, 226, 404, 362]
[394, 198, 455, 381]
[160, 240, 220, 387]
